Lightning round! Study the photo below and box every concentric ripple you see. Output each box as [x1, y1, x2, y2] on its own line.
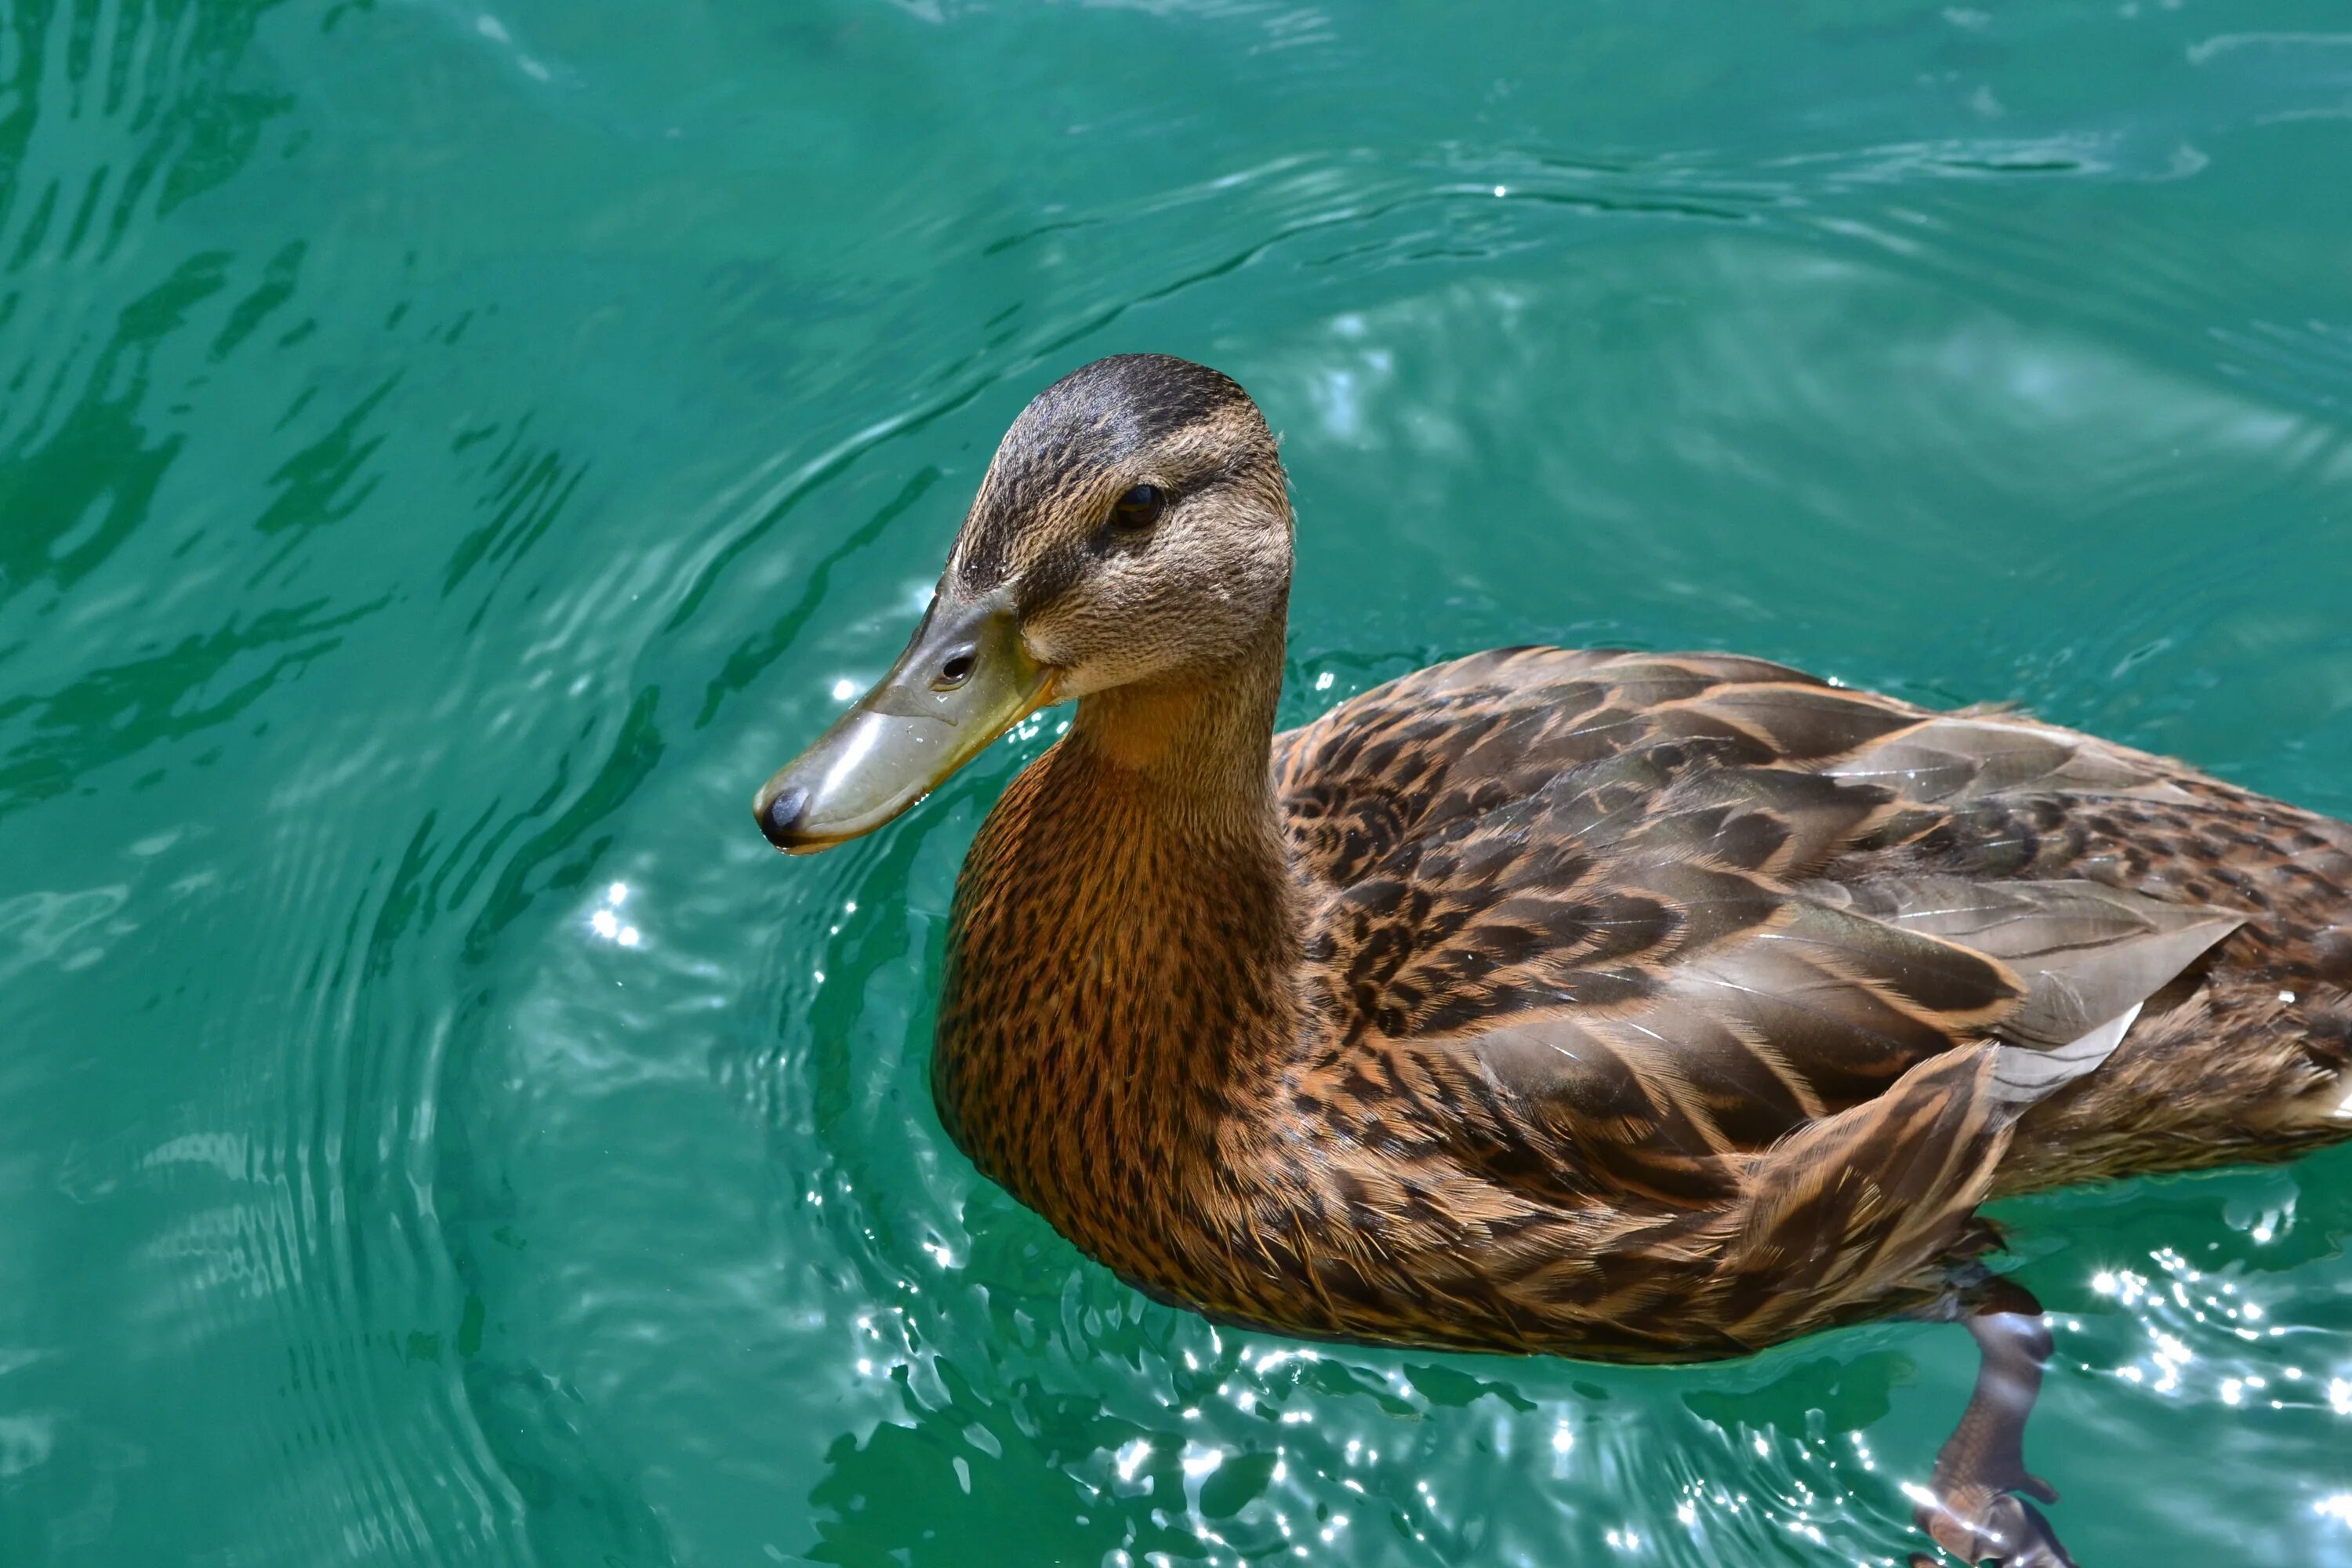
[4, 1, 2352, 1565]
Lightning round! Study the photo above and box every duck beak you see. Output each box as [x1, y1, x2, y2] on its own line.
[753, 587, 1054, 854]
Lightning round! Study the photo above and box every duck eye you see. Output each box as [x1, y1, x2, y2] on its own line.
[1106, 483, 1166, 532]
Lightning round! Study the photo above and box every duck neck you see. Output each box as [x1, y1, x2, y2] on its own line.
[933, 615, 1300, 1261]
[1062, 616, 1289, 832]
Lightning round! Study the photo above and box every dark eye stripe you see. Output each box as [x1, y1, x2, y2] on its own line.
[1012, 543, 1091, 616]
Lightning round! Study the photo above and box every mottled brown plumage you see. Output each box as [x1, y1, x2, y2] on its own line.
[757, 354, 2352, 1566]
[940, 641, 2352, 1361]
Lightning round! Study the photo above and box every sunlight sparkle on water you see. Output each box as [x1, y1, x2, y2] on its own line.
[586, 881, 644, 947]
[1181, 1444, 1224, 1479]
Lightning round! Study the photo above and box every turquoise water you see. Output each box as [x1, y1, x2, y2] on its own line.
[5, 1, 2352, 1563]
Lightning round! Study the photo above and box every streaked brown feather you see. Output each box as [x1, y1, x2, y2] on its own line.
[938, 645, 2352, 1363]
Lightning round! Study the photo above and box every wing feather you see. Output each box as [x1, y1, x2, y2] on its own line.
[1287, 651, 2250, 1235]
[1269, 647, 2341, 1352]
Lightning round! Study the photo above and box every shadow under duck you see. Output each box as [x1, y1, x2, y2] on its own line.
[753, 354, 2352, 1567]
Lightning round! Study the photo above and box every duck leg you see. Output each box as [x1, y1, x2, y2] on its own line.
[1908, 1279, 2076, 1568]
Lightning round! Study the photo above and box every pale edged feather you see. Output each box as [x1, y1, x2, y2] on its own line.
[1822, 714, 2196, 804]
[1806, 876, 2243, 1049]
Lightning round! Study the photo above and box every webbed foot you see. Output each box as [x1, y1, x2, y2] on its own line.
[1907, 1473, 2072, 1566]
[1908, 1298, 2078, 1566]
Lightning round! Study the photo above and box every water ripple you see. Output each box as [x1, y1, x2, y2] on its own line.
[7, 1, 2352, 1564]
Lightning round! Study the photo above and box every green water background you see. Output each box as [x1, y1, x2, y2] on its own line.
[5, 1, 2352, 1563]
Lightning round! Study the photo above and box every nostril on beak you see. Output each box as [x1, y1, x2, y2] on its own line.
[759, 784, 809, 848]
[935, 648, 976, 690]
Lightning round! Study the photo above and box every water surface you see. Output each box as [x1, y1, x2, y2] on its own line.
[5, 2, 2352, 1563]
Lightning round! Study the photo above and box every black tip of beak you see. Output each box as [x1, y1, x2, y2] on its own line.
[757, 784, 809, 850]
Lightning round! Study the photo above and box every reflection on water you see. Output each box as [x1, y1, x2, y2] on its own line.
[4, 0, 2352, 1564]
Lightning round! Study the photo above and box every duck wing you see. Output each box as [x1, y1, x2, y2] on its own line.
[1276, 650, 2239, 1345]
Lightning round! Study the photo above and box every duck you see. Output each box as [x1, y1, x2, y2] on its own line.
[753, 354, 2352, 1568]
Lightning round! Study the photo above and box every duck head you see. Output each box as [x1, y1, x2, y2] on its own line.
[753, 354, 1292, 853]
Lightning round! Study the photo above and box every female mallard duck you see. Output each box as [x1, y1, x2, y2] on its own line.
[754, 354, 2352, 1567]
